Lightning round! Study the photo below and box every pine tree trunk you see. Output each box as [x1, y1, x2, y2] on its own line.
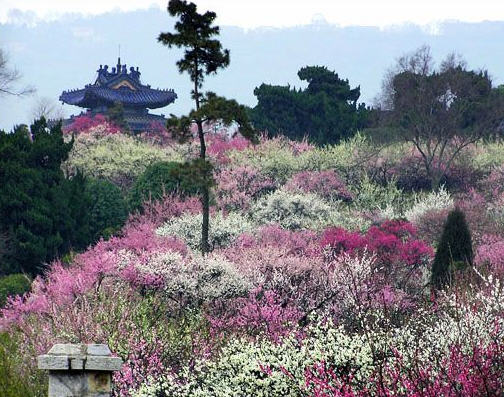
[196, 117, 210, 255]
[201, 184, 210, 254]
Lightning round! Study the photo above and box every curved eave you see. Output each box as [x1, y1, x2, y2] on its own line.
[60, 87, 177, 109]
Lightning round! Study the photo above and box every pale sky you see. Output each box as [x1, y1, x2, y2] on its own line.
[2, 0, 504, 28]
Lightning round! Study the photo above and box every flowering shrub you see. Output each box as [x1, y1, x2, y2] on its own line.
[207, 133, 250, 164]
[285, 170, 353, 202]
[322, 220, 433, 310]
[228, 136, 304, 183]
[137, 122, 174, 146]
[114, 337, 166, 397]
[134, 272, 504, 396]
[215, 165, 275, 211]
[480, 165, 504, 198]
[251, 189, 336, 230]
[127, 194, 201, 227]
[386, 150, 480, 192]
[121, 251, 251, 305]
[322, 220, 432, 268]
[65, 133, 183, 191]
[456, 191, 502, 247]
[63, 114, 121, 136]
[208, 287, 302, 342]
[473, 140, 504, 170]
[134, 320, 375, 397]
[404, 185, 454, 223]
[351, 176, 405, 214]
[303, 340, 504, 396]
[231, 224, 319, 256]
[297, 133, 378, 180]
[156, 211, 254, 250]
[6, 132, 504, 397]
[475, 234, 504, 277]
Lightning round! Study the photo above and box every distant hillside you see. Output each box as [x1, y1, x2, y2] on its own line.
[1, 8, 504, 130]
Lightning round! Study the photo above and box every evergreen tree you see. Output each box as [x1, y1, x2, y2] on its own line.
[128, 160, 203, 211]
[158, 0, 256, 254]
[250, 66, 368, 144]
[0, 118, 90, 275]
[86, 178, 128, 241]
[431, 207, 473, 289]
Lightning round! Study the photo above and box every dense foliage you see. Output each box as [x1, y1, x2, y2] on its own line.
[0, 119, 90, 275]
[250, 66, 369, 144]
[64, 129, 182, 192]
[0, 332, 46, 397]
[2, 117, 504, 396]
[128, 161, 203, 211]
[86, 178, 128, 241]
[4, 36, 504, 397]
[431, 207, 474, 289]
[0, 274, 31, 306]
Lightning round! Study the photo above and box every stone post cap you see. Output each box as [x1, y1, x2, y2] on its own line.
[38, 344, 122, 371]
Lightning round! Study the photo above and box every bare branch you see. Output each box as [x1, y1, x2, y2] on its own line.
[30, 97, 65, 121]
[0, 48, 35, 97]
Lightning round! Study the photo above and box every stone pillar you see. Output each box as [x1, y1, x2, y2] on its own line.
[38, 344, 123, 397]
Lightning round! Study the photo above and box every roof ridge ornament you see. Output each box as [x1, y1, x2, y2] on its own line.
[59, 59, 177, 132]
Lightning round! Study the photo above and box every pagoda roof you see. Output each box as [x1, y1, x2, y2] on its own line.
[60, 59, 177, 109]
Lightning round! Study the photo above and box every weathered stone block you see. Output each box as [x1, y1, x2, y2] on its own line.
[38, 355, 69, 370]
[48, 372, 86, 397]
[88, 372, 112, 394]
[48, 344, 86, 356]
[38, 343, 122, 396]
[87, 344, 111, 356]
[70, 357, 85, 370]
[86, 356, 123, 371]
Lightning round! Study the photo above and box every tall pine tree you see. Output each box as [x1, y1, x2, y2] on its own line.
[158, 0, 256, 254]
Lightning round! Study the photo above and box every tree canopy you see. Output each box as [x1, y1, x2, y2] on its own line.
[381, 46, 504, 188]
[0, 119, 90, 275]
[249, 66, 368, 145]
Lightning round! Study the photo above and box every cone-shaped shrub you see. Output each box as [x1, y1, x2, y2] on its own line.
[431, 207, 473, 289]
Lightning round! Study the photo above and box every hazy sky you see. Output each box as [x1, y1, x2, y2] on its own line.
[2, 2, 504, 131]
[3, 0, 504, 28]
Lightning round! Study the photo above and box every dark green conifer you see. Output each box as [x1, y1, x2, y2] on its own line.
[158, 0, 256, 254]
[431, 207, 473, 289]
[0, 118, 91, 275]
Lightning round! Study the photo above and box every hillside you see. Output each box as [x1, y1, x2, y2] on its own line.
[1, 119, 504, 395]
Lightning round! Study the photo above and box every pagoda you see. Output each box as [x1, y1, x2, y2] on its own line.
[59, 58, 177, 132]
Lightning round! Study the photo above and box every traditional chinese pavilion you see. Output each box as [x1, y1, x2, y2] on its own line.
[59, 58, 177, 132]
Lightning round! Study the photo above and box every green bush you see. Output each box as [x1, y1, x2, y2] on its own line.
[0, 332, 47, 396]
[351, 176, 405, 214]
[128, 161, 204, 211]
[431, 208, 473, 289]
[0, 273, 31, 306]
[86, 178, 128, 241]
[0, 274, 31, 306]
